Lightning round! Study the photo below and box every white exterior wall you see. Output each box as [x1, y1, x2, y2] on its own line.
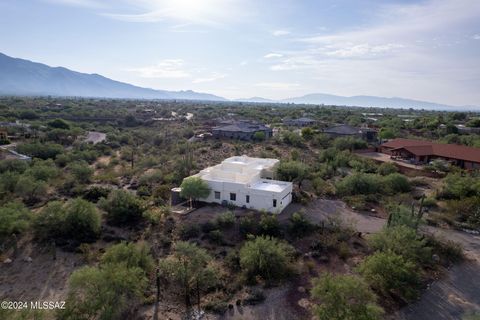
[186, 155, 293, 213]
[199, 179, 292, 213]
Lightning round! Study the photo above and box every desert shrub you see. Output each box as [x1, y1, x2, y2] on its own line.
[24, 160, 59, 181]
[336, 241, 350, 260]
[358, 251, 420, 301]
[333, 136, 367, 151]
[101, 242, 154, 274]
[216, 211, 235, 228]
[377, 162, 398, 176]
[59, 264, 147, 320]
[383, 173, 411, 194]
[68, 161, 94, 184]
[282, 131, 303, 147]
[239, 236, 295, 283]
[208, 229, 224, 244]
[180, 224, 200, 240]
[82, 186, 111, 203]
[0, 159, 28, 174]
[14, 175, 48, 204]
[311, 273, 383, 320]
[369, 225, 431, 265]
[336, 173, 381, 196]
[99, 190, 144, 225]
[17, 142, 64, 160]
[239, 216, 258, 237]
[288, 212, 314, 238]
[201, 221, 218, 233]
[439, 174, 480, 200]
[259, 213, 281, 237]
[445, 197, 480, 228]
[0, 202, 31, 242]
[33, 201, 67, 241]
[64, 198, 101, 243]
[425, 236, 464, 263]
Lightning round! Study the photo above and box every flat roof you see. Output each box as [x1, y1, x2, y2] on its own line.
[249, 179, 291, 193]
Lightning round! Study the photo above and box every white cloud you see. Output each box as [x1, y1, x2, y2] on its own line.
[127, 59, 191, 78]
[192, 73, 226, 83]
[272, 30, 290, 36]
[263, 53, 283, 59]
[102, 0, 249, 26]
[473, 34, 480, 40]
[323, 43, 404, 58]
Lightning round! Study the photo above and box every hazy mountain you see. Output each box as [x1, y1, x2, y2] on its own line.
[280, 93, 474, 110]
[1, 52, 477, 110]
[0, 52, 225, 101]
[235, 97, 276, 103]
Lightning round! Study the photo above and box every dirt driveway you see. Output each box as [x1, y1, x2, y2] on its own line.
[280, 198, 386, 234]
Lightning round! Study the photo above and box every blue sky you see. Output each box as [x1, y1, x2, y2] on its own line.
[0, 0, 479, 105]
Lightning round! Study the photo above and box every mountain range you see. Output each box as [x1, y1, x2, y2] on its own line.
[0, 52, 477, 110]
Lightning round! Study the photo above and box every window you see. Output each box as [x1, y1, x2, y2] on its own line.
[230, 193, 236, 201]
[246, 195, 250, 203]
[214, 191, 221, 200]
[273, 199, 277, 208]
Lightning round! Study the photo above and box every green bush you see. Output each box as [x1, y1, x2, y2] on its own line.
[383, 173, 411, 194]
[216, 211, 235, 228]
[311, 273, 383, 320]
[369, 225, 431, 265]
[65, 198, 101, 243]
[377, 162, 398, 176]
[33, 201, 67, 241]
[99, 190, 144, 225]
[239, 236, 294, 282]
[336, 173, 381, 196]
[288, 212, 314, 238]
[358, 251, 420, 300]
[17, 142, 64, 160]
[24, 160, 59, 181]
[68, 161, 94, 184]
[333, 136, 367, 151]
[180, 224, 201, 240]
[0, 202, 31, 242]
[259, 213, 281, 237]
[101, 242, 154, 274]
[239, 216, 258, 237]
[59, 264, 147, 320]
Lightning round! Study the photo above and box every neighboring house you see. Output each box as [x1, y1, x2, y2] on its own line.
[323, 124, 378, 142]
[379, 138, 480, 170]
[183, 155, 292, 213]
[212, 121, 273, 141]
[283, 117, 316, 127]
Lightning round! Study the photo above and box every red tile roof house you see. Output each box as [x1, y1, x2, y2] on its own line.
[379, 138, 480, 170]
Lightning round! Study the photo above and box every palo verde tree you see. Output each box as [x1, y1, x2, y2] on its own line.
[179, 176, 210, 208]
[276, 160, 309, 189]
[239, 236, 295, 283]
[159, 241, 219, 313]
[311, 273, 383, 320]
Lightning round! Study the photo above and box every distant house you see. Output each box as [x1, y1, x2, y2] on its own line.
[283, 117, 316, 127]
[323, 124, 377, 142]
[212, 121, 272, 141]
[379, 138, 480, 170]
[180, 155, 292, 213]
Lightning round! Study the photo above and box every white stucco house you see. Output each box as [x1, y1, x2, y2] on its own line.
[183, 155, 292, 213]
